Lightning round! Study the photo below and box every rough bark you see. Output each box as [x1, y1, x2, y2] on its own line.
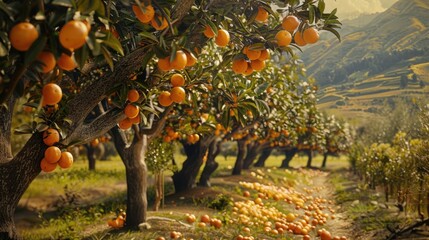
[86, 145, 96, 171]
[321, 152, 328, 168]
[305, 149, 313, 168]
[254, 147, 273, 167]
[0, 134, 45, 239]
[0, 97, 16, 163]
[172, 137, 212, 192]
[198, 139, 221, 187]
[280, 148, 298, 168]
[232, 139, 247, 175]
[243, 142, 260, 170]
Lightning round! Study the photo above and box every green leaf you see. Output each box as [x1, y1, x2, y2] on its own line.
[101, 46, 114, 70]
[102, 32, 124, 56]
[309, 5, 315, 24]
[0, 1, 13, 17]
[323, 27, 341, 41]
[138, 31, 159, 43]
[254, 82, 269, 96]
[14, 124, 34, 135]
[318, 0, 325, 13]
[74, 44, 90, 69]
[36, 123, 49, 132]
[24, 36, 47, 65]
[51, 0, 73, 7]
[78, 0, 101, 14]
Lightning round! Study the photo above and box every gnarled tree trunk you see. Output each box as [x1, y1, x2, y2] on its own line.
[305, 149, 313, 168]
[254, 147, 273, 167]
[280, 147, 298, 168]
[232, 139, 247, 175]
[85, 144, 96, 171]
[321, 152, 329, 168]
[198, 139, 221, 187]
[243, 142, 260, 170]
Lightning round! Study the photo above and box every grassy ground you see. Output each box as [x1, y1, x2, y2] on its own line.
[17, 153, 350, 240]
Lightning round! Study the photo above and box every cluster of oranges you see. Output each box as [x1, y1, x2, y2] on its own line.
[232, 47, 270, 75]
[281, 15, 320, 47]
[203, 26, 230, 47]
[118, 89, 142, 130]
[132, 3, 168, 31]
[40, 128, 73, 172]
[9, 19, 89, 73]
[107, 212, 126, 229]
[162, 126, 181, 143]
[158, 73, 187, 107]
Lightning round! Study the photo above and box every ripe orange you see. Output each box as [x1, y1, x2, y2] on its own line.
[127, 89, 140, 102]
[58, 151, 74, 169]
[171, 73, 185, 87]
[124, 104, 139, 118]
[40, 158, 57, 172]
[303, 27, 319, 44]
[151, 15, 168, 31]
[158, 91, 173, 106]
[170, 50, 187, 70]
[243, 63, 254, 76]
[250, 59, 265, 71]
[193, 134, 200, 142]
[185, 51, 197, 67]
[157, 57, 171, 71]
[282, 15, 300, 33]
[246, 49, 261, 60]
[37, 52, 56, 73]
[59, 20, 89, 50]
[90, 138, 99, 147]
[119, 118, 132, 129]
[132, 4, 155, 24]
[294, 32, 307, 46]
[200, 214, 210, 223]
[42, 83, 62, 105]
[170, 87, 186, 103]
[232, 59, 248, 74]
[255, 7, 269, 22]
[129, 115, 141, 124]
[9, 22, 39, 51]
[43, 128, 60, 146]
[57, 53, 77, 71]
[203, 25, 215, 38]
[44, 146, 62, 164]
[258, 49, 270, 61]
[275, 30, 292, 47]
[215, 29, 230, 47]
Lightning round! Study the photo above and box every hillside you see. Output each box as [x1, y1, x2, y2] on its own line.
[301, 0, 429, 123]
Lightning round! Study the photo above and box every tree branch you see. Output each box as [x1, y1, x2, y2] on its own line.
[142, 106, 173, 138]
[172, 0, 194, 21]
[0, 65, 27, 105]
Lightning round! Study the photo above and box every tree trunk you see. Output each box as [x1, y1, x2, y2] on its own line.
[280, 148, 298, 168]
[321, 152, 328, 168]
[305, 149, 313, 168]
[85, 145, 96, 171]
[243, 142, 259, 169]
[172, 139, 210, 193]
[111, 128, 149, 228]
[198, 140, 221, 187]
[254, 147, 272, 167]
[153, 172, 163, 211]
[0, 134, 45, 239]
[232, 139, 247, 175]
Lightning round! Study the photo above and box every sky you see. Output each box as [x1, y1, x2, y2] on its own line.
[324, 0, 399, 20]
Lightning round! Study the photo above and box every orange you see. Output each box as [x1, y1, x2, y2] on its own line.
[171, 73, 185, 87]
[243, 63, 254, 76]
[44, 146, 62, 164]
[40, 158, 57, 172]
[58, 151, 73, 169]
[42, 83, 62, 105]
[129, 114, 141, 124]
[215, 29, 230, 47]
[119, 118, 132, 129]
[151, 15, 168, 31]
[59, 20, 89, 50]
[157, 57, 171, 71]
[158, 91, 173, 106]
[275, 30, 292, 47]
[255, 7, 269, 22]
[185, 51, 197, 66]
[124, 104, 139, 118]
[9, 22, 39, 51]
[23, 106, 33, 113]
[282, 15, 300, 33]
[127, 89, 140, 102]
[258, 49, 270, 60]
[170, 50, 187, 70]
[231, 59, 248, 74]
[37, 52, 56, 73]
[57, 53, 77, 71]
[132, 4, 155, 24]
[203, 25, 215, 38]
[246, 49, 261, 60]
[294, 32, 307, 46]
[303, 27, 319, 44]
[90, 138, 99, 147]
[43, 128, 60, 146]
[170, 87, 186, 103]
[200, 214, 210, 223]
[251, 59, 265, 71]
[193, 134, 200, 142]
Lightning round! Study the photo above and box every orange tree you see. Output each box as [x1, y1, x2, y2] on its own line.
[0, 0, 340, 238]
